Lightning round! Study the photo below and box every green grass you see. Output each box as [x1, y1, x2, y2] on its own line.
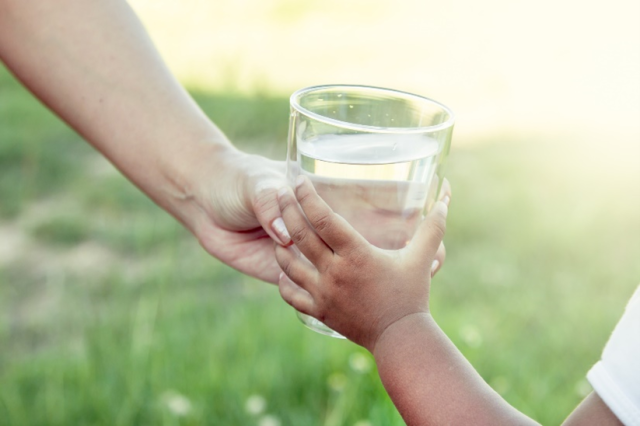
[1, 64, 639, 425]
[29, 216, 91, 246]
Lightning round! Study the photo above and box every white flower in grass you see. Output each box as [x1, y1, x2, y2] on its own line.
[489, 376, 510, 395]
[574, 378, 592, 398]
[354, 420, 373, 426]
[258, 414, 281, 426]
[161, 390, 192, 417]
[349, 352, 372, 374]
[459, 325, 483, 348]
[327, 372, 348, 392]
[245, 394, 267, 415]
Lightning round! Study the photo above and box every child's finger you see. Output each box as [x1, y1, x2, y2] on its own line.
[431, 242, 446, 278]
[294, 175, 367, 255]
[275, 244, 319, 294]
[429, 178, 450, 277]
[277, 187, 333, 266]
[278, 272, 317, 317]
[439, 178, 452, 205]
[408, 200, 448, 266]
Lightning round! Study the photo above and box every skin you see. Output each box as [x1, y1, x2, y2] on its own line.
[275, 175, 621, 426]
[0, 0, 447, 283]
[0, 0, 290, 281]
[0, 2, 619, 421]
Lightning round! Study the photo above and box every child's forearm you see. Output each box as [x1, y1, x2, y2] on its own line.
[372, 313, 540, 426]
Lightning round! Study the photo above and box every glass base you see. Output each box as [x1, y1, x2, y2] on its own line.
[296, 312, 346, 339]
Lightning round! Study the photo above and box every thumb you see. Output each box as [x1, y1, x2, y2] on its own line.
[249, 161, 291, 246]
[408, 200, 448, 265]
[253, 187, 291, 246]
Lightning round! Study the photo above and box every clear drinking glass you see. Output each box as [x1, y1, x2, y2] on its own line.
[287, 85, 454, 338]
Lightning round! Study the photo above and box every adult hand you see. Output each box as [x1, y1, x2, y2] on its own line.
[193, 149, 450, 285]
[0, 0, 293, 284]
[0, 0, 448, 286]
[190, 148, 290, 284]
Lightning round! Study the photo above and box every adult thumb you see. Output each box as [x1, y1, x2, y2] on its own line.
[253, 186, 292, 246]
[249, 161, 291, 246]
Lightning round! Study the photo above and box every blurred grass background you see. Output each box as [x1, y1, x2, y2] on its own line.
[1, 0, 639, 425]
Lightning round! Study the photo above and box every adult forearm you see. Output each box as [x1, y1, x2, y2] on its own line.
[372, 313, 539, 426]
[0, 0, 229, 231]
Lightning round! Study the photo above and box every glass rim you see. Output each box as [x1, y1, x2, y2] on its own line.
[290, 84, 455, 134]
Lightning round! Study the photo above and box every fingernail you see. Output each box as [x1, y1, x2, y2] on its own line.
[431, 259, 440, 277]
[279, 271, 286, 281]
[295, 175, 305, 187]
[442, 195, 450, 207]
[277, 187, 288, 199]
[439, 199, 449, 216]
[271, 217, 291, 245]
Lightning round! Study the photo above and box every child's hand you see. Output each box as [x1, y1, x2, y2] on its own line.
[275, 176, 449, 352]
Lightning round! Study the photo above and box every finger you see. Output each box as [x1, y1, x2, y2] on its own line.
[429, 178, 450, 277]
[294, 175, 368, 254]
[254, 187, 291, 246]
[251, 164, 291, 245]
[431, 242, 446, 278]
[277, 187, 332, 266]
[275, 243, 318, 293]
[439, 178, 452, 206]
[278, 272, 317, 317]
[408, 200, 448, 265]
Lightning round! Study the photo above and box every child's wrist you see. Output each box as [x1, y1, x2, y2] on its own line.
[370, 311, 434, 355]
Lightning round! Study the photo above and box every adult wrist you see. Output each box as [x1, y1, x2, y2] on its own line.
[158, 136, 237, 234]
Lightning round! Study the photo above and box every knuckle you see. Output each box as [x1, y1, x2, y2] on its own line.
[253, 188, 278, 214]
[276, 253, 294, 277]
[315, 255, 333, 275]
[290, 226, 309, 245]
[312, 213, 333, 234]
[296, 186, 313, 204]
[435, 215, 447, 237]
[428, 214, 447, 240]
[328, 252, 366, 288]
[281, 261, 293, 279]
[341, 245, 368, 267]
[278, 195, 295, 212]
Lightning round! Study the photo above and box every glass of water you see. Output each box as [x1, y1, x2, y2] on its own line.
[287, 85, 454, 338]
